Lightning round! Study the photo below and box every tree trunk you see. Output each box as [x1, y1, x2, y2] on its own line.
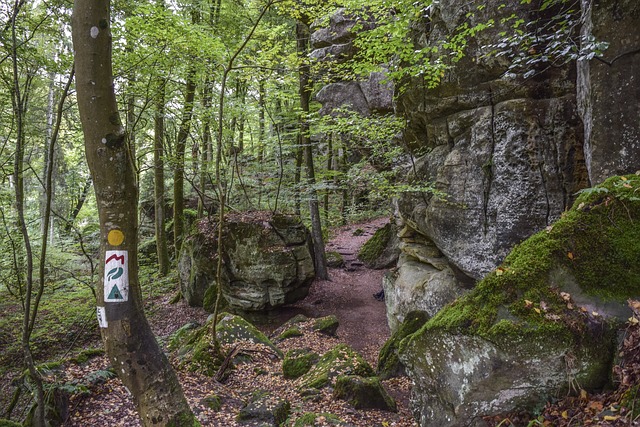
[154, 79, 170, 276]
[173, 66, 197, 255]
[297, 21, 328, 280]
[72, 2, 196, 425]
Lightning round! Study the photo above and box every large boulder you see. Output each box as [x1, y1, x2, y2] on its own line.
[399, 175, 640, 426]
[178, 212, 315, 312]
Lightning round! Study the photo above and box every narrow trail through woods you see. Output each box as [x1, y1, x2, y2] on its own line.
[288, 216, 391, 357]
[61, 216, 416, 427]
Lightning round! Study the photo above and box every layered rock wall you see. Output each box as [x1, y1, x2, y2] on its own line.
[389, 0, 590, 327]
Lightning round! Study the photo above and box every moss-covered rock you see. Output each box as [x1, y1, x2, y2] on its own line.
[179, 212, 316, 312]
[215, 313, 282, 357]
[298, 344, 375, 389]
[293, 412, 352, 427]
[200, 394, 222, 412]
[312, 315, 339, 337]
[283, 348, 319, 379]
[326, 251, 345, 268]
[400, 175, 640, 426]
[333, 375, 397, 412]
[237, 391, 290, 426]
[357, 222, 399, 269]
[170, 313, 281, 375]
[276, 326, 304, 342]
[377, 310, 429, 379]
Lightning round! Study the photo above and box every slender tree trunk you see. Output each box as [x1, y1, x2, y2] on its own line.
[173, 66, 197, 255]
[297, 21, 328, 280]
[66, 177, 93, 232]
[154, 80, 170, 276]
[10, 2, 45, 424]
[325, 134, 333, 223]
[72, 2, 196, 425]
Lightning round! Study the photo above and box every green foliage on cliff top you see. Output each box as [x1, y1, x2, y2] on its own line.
[404, 174, 640, 345]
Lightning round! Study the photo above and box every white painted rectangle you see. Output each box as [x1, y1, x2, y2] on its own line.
[97, 306, 108, 328]
[104, 250, 129, 302]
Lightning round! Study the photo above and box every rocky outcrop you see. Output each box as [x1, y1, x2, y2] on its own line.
[311, 9, 394, 116]
[399, 175, 640, 425]
[577, 0, 640, 184]
[178, 212, 315, 312]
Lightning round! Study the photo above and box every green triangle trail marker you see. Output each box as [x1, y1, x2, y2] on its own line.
[107, 284, 124, 300]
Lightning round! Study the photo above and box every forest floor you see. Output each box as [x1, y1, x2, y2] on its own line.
[58, 216, 417, 427]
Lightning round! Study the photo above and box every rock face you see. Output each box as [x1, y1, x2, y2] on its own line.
[577, 0, 640, 184]
[178, 212, 315, 312]
[311, 9, 394, 116]
[386, 0, 640, 331]
[399, 175, 640, 426]
[389, 0, 589, 331]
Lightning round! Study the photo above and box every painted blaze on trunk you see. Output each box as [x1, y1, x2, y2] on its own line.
[71, 1, 197, 425]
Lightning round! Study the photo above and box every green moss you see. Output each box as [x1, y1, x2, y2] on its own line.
[216, 313, 282, 357]
[293, 412, 344, 426]
[298, 344, 374, 389]
[202, 285, 222, 313]
[202, 394, 222, 411]
[333, 375, 397, 412]
[326, 251, 345, 268]
[378, 311, 429, 379]
[71, 348, 104, 364]
[277, 327, 303, 341]
[358, 223, 392, 263]
[166, 411, 201, 427]
[283, 348, 318, 379]
[403, 174, 640, 350]
[312, 315, 339, 336]
[0, 419, 22, 427]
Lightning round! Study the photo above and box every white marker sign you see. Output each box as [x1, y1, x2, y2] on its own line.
[104, 250, 129, 302]
[97, 306, 108, 328]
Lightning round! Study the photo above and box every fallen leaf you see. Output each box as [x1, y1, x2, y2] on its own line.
[534, 308, 541, 314]
[568, 252, 574, 260]
[629, 317, 639, 325]
[621, 176, 628, 181]
[525, 299, 533, 308]
[560, 292, 571, 302]
[496, 268, 504, 276]
[603, 415, 619, 421]
[562, 410, 569, 419]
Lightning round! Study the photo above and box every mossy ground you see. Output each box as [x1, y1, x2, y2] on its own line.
[293, 412, 345, 426]
[403, 175, 640, 351]
[283, 348, 319, 379]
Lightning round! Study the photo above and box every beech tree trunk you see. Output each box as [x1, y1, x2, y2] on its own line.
[297, 21, 328, 280]
[154, 79, 170, 276]
[72, 2, 196, 425]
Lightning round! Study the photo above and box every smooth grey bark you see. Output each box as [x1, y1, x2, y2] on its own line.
[297, 20, 328, 280]
[72, 1, 196, 425]
[154, 79, 170, 276]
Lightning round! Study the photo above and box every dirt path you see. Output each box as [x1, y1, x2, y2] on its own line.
[290, 217, 391, 361]
[60, 216, 415, 427]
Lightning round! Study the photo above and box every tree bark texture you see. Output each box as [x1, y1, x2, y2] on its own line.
[154, 80, 170, 276]
[172, 67, 197, 255]
[72, 2, 196, 425]
[297, 21, 328, 280]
